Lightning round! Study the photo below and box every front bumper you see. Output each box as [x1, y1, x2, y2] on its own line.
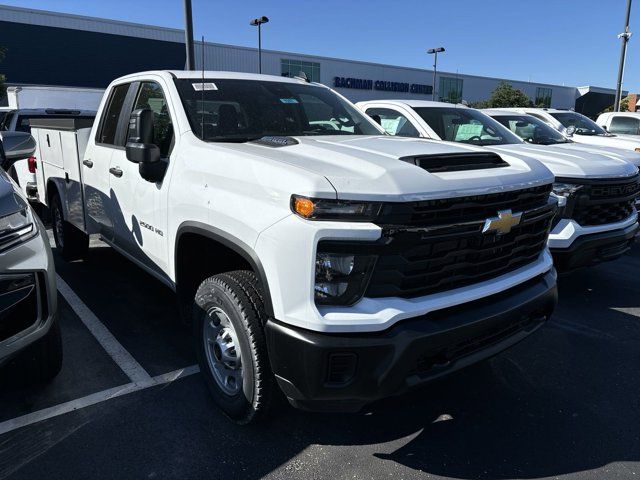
[551, 222, 638, 271]
[0, 216, 57, 366]
[266, 269, 557, 412]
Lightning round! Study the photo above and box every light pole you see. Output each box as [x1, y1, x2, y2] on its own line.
[250, 16, 269, 74]
[427, 47, 445, 101]
[614, 0, 633, 111]
[183, 0, 195, 70]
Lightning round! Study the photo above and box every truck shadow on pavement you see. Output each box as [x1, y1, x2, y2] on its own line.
[3, 220, 639, 479]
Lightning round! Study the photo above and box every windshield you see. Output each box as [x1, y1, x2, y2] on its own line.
[174, 78, 382, 142]
[413, 107, 522, 146]
[550, 111, 608, 136]
[492, 114, 570, 145]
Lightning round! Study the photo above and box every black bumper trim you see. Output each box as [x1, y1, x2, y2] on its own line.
[265, 269, 557, 412]
[551, 222, 638, 272]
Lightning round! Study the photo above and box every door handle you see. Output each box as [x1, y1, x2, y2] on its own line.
[109, 167, 123, 178]
[82, 159, 93, 168]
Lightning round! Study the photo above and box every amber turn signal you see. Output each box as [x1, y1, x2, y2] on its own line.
[293, 197, 315, 218]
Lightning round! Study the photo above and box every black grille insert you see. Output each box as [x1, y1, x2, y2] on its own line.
[563, 175, 640, 227]
[376, 184, 551, 228]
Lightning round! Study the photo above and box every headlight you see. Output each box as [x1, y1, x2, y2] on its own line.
[315, 251, 376, 305]
[551, 182, 582, 207]
[292, 195, 381, 221]
[0, 207, 36, 252]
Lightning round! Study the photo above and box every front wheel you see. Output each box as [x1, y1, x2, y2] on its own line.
[193, 271, 274, 424]
[50, 192, 89, 261]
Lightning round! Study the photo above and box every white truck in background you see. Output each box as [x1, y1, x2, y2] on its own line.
[1, 85, 104, 112]
[596, 111, 640, 136]
[357, 100, 640, 270]
[32, 70, 559, 423]
[0, 85, 102, 202]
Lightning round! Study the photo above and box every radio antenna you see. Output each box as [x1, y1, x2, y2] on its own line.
[201, 35, 205, 140]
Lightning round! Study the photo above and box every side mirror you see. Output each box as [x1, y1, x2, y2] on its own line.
[125, 108, 165, 182]
[602, 125, 608, 132]
[565, 125, 576, 137]
[0, 132, 37, 170]
[368, 114, 382, 126]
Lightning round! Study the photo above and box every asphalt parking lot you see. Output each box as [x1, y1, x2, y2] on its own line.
[1, 235, 639, 480]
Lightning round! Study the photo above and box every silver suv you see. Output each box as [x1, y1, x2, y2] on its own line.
[0, 131, 61, 382]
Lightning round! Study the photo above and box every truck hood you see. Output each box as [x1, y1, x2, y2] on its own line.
[570, 133, 640, 152]
[215, 135, 554, 201]
[549, 142, 640, 168]
[488, 143, 638, 179]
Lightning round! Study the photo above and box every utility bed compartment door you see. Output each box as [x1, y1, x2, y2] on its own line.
[33, 127, 87, 232]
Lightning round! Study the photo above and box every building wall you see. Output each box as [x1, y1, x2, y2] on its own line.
[194, 42, 578, 108]
[0, 4, 610, 113]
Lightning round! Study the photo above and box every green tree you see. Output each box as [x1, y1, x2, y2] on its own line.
[469, 81, 532, 109]
[599, 96, 630, 115]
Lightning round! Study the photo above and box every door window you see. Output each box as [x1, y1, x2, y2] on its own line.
[130, 82, 174, 156]
[98, 84, 130, 146]
[609, 116, 640, 135]
[365, 107, 420, 137]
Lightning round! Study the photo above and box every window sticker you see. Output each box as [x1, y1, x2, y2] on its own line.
[279, 98, 299, 104]
[192, 82, 218, 91]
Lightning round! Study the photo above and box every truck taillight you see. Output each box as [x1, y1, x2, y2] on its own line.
[28, 156, 37, 174]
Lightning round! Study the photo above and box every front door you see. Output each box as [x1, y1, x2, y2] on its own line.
[108, 79, 174, 277]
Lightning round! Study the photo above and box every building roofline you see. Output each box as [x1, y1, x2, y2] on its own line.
[0, 4, 587, 92]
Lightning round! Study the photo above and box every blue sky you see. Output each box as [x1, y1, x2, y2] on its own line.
[4, 0, 637, 89]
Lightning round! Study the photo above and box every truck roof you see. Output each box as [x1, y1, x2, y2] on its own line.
[358, 99, 467, 109]
[114, 70, 318, 86]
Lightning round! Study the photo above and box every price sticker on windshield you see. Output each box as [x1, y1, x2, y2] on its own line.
[192, 82, 218, 91]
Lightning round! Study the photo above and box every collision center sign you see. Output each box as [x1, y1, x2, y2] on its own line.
[333, 76, 432, 95]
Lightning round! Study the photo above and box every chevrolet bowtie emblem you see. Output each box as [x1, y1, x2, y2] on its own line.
[482, 209, 522, 235]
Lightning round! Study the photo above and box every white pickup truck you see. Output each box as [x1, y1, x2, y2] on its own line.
[596, 111, 640, 136]
[496, 108, 640, 152]
[32, 70, 558, 423]
[357, 100, 640, 271]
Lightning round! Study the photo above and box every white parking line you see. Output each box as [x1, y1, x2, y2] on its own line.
[0, 365, 200, 436]
[56, 275, 152, 383]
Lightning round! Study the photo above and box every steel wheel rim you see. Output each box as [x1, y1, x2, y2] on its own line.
[53, 203, 64, 248]
[203, 307, 243, 396]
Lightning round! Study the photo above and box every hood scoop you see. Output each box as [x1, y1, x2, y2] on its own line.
[401, 152, 509, 173]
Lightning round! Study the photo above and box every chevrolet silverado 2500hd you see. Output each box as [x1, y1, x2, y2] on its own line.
[34, 71, 558, 423]
[496, 108, 640, 152]
[357, 100, 640, 270]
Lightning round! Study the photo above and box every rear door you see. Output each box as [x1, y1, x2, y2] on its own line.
[81, 82, 133, 239]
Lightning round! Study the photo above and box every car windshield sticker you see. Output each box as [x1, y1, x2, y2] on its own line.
[192, 82, 218, 91]
[455, 124, 483, 141]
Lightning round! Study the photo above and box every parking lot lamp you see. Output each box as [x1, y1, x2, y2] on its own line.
[250, 16, 269, 74]
[427, 47, 445, 101]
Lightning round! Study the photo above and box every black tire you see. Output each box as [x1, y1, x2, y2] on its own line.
[193, 270, 274, 424]
[50, 192, 89, 261]
[22, 316, 63, 383]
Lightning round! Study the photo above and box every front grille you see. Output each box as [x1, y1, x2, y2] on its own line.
[320, 184, 555, 300]
[567, 175, 640, 226]
[375, 184, 551, 227]
[0, 273, 40, 342]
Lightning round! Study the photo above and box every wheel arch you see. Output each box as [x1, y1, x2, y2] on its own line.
[174, 221, 275, 318]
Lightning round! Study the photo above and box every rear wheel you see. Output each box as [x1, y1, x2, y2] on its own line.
[193, 270, 274, 424]
[51, 192, 89, 261]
